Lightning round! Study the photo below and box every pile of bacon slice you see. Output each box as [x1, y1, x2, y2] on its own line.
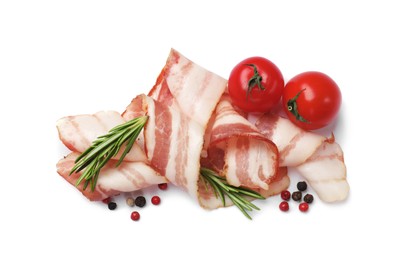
[56, 49, 349, 210]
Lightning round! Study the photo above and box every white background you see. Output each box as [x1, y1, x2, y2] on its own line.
[1, 0, 407, 259]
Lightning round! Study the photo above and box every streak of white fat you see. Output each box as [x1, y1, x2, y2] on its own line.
[94, 110, 125, 130]
[190, 74, 227, 126]
[270, 116, 301, 151]
[310, 180, 350, 202]
[225, 138, 241, 187]
[247, 139, 270, 190]
[144, 97, 156, 161]
[97, 162, 166, 192]
[283, 131, 325, 167]
[213, 104, 257, 129]
[164, 107, 182, 185]
[171, 66, 206, 125]
[57, 116, 99, 151]
[97, 164, 138, 192]
[297, 159, 346, 182]
[167, 56, 226, 127]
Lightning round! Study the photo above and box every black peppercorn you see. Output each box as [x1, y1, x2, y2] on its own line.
[108, 202, 117, 210]
[292, 191, 302, 201]
[304, 194, 314, 204]
[135, 196, 146, 207]
[297, 181, 307, 191]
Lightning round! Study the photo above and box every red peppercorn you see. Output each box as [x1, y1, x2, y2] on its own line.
[279, 201, 289, 212]
[102, 197, 111, 204]
[299, 202, 309, 212]
[130, 211, 140, 221]
[280, 190, 291, 201]
[158, 183, 168, 190]
[151, 195, 161, 205]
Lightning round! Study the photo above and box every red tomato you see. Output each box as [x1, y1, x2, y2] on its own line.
[228, 57, 284, 113]
[282, 71, 341, 130]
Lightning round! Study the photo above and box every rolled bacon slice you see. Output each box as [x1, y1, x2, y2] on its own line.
[255, 114, 349, 202]
[124, 94, 205, 199]
[202, 95, 279, 190]
[148, 49, 227, 126]
[57, 153, 166, 201]
[57, 111, 147, 162]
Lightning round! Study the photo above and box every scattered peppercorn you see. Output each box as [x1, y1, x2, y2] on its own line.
[280, 190, 291, 201]
[108, 202, 117, 210]
[279, 201, 289, 212]
[102, 197, 111, 204]
[151, 195, 161, 205]
[299, 202, 309, 212]
[126, 197, 135, 207]
[304, 194, 314, 204]
[158, 183, 168, 190]
[297, 181, 307, 191]
[292, 191, 302, 201]
[135, 196, 146, 207]
[130, 211, 140, 221]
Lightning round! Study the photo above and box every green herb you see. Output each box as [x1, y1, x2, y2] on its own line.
[200, 167, 265, 220]
[70, 116, 148, 191]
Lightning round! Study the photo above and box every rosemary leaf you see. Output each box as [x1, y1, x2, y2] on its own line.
[70, 116, 148, 191]
[200, 167, 265, 220]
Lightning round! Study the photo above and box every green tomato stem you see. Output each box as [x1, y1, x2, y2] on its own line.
[245, 64, 265, 100]
[287, 89, 310, 123]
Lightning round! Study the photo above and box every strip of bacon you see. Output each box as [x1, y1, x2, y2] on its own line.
[124, 94, 205, 199]
[202, 95, 279, 191]
[123, 49, 227, 201]
[57, 153, 166, 201]
[296, 138, 349, 202]
[57, 111, 147, 162]
[255, 113, 349, 202]
[148, 49, 227, 126]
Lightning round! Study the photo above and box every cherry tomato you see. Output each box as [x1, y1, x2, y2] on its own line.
[228, 57, 284, 113]
[282, 71, 341, 130]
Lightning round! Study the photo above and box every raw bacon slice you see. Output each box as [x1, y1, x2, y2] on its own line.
[57, 111, 147, 162]
[202, 95, 279, 190]
[124, 94, 205, 199]
[296, 138, 349, 202]
[255, 113, 349, 202]
[255, 113, 325, 167]
[148, 48, 227, 126]
[124, 49, 227, 201]
[57, 153, 166, 201]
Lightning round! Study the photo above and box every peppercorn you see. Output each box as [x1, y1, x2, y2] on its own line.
[130, 211, 140, 221]
[151, 195, 161, 205]
[279, 201, 289, 212]
[126, 197, 135, 207]
[292, 191, 302, 201]
[158, 183, 168, 190]
[299, 202, 309, 212]
[135, 196, 146, 207]
[108, 202, 117, 210]
[280, 190, 291, 201]
[102, 197, 111, 204]
[304, 194, 314, 204]
[297, 181, 307, 191]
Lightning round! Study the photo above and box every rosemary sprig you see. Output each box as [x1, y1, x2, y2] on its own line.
[70, 116, 148, 191]
[200, 167, 265, 220]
